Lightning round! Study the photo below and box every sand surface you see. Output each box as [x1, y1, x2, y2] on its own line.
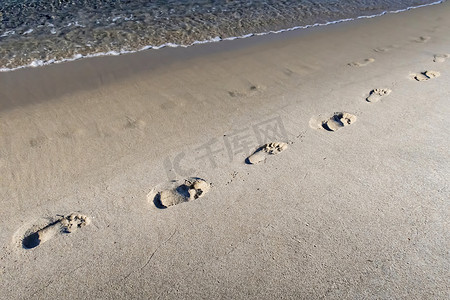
[1, 2, 449, 299]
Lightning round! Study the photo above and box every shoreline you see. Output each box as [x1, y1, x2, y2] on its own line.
[1, 0, 448, 112]
[1, 1, 449, 299]
[0, 0, 445, 73]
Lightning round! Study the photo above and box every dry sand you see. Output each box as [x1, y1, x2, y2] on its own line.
[1, 2, 449, 299]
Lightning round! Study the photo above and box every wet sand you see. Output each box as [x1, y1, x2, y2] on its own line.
[0, 1, 449, 299]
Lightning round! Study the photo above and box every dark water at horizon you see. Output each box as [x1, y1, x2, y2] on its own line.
[0, 0, 444, 71]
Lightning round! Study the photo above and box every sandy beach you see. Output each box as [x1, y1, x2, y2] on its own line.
[1, 1, 449, 299]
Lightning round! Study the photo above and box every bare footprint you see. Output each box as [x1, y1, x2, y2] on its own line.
[413, 36, 430, 43]
[149, 178, 210, 209]
[246, 142, 288, 165]
[317, 112, 357, 132]
[228, 91, 243, 97]
[125, 116, 146, 130]
[373, 45, 397, 53]
[373, 47, 389, 53]
[366, 88, 392, 103]
[412, 70, 441, 81]
[433, 54, 449, 63]
[59, 128, 86, 139]
[228, 84, 265, 98]
[22, 214, 90, 249]
[348, 58, 375, 67]
[283, 68, 295, 77]
[29, 136, 48, 148]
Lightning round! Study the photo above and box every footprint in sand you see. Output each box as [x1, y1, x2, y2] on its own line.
[22, 214, 90, 249]
[283, 68, 295, 77]
[373, 47, 389, 53]
[29, 136, 48, 148]
[433, 54, 449, 63]
[373, 45, 397, 53]
[310, 112, 357, 132]
[125, 116, 146, 130]
[228, 84, 265, 98]
[59, 128, 87, 139]
[412, 70, 440, 81]
[366, 88, 392, 103]
[246, 142, 288, 165]
[348, 58, 375, 67]
[228, 90, 246, 97]
[413, 36, 430, 43]
[149, 178, 210, 209]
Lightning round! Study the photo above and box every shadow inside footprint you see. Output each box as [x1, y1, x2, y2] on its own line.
[153, 193, 166, 209]
[22, 219, 61, 249]
[175, 184, 191, 198]
[245, 145, 265, 165]
[322, 121, 337, 131]
[22, 232, 41, 249]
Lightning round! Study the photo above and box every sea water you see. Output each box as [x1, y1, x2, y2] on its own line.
[0, 0, 444, 71]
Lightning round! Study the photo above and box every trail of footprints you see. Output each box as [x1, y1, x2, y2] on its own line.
[148, 143, 289, 209]
[19, 40, 445, 249]
[148, 49, 443, 209]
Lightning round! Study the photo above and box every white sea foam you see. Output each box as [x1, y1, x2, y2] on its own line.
[23, 29, 34, 35]
[0, 0, 445, 73]
[1, 30, 16, 37]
